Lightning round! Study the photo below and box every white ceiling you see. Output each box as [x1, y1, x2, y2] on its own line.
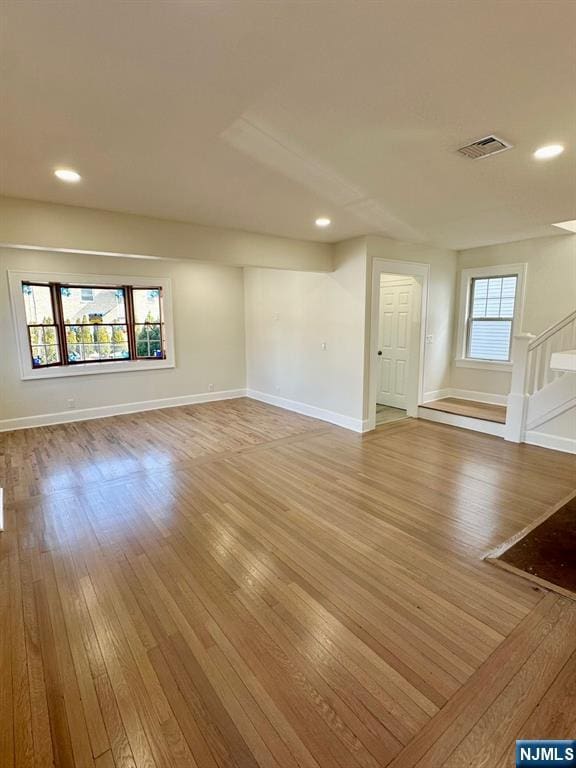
[1, 0, 575, 249]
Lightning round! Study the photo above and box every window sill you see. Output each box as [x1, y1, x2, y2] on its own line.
[454, 358, 513, 372]
[21, 359, 175, 381]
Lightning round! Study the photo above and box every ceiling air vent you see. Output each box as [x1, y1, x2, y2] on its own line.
[457, 135, 513, 159]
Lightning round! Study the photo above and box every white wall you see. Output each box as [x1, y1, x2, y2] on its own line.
[366, 236, 457, 411]
[245, 236, 458, 429]
[0, 195, 334, 428]
[0, 196, 333, 272]
[5, 232, 447, 433]
[452, 233, 576, 396]
[244, 238, 368, 429]
[0, 248, 246, 424]
[4, 194, 570, 447]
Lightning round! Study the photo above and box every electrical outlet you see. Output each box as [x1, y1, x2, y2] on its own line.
[67, 397, 76, 410]
[426, 334, 433, 344]
[208, 383, 214, 392]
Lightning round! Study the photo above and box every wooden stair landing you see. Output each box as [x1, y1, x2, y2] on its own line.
[420, 397, 507, 424]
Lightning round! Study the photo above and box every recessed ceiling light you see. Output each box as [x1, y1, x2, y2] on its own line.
[54, 168, 81, 183]
[552, 220, 576, 233]
[533, 144, 564, 160]
[315, 217, 331, 228]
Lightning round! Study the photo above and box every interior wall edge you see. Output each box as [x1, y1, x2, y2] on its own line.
[246, 389, 366, 432]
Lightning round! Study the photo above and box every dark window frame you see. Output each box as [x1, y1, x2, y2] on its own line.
[465, 274, 518, 362]
[132, 287, 166, 361]
[22, 281, 166, 369]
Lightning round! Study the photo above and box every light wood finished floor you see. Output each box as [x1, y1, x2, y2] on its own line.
[420, 397, 507, 424]
[375, 405, 408, 426]
[1, 398, 575, 768]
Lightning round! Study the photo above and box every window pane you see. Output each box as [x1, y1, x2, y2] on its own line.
[468, 320, 512, 360]
[133, 288, 161, 323]
[31, 346, 60, 366]
[61, 286, 126, 324]
[81, 288, 94, 301]
[473, 279, 489, 298]
[22, 283, 54, 324]
[470, 279, 487, 318]
[31, 346, 48, 366]
[135, 324, 164, 358]
[111, 325, 130, 359]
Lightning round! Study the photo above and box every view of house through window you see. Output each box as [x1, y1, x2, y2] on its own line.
[61, 286, 129, 362]
[22, 282, 166, 368]
[467, 275, 518, 361]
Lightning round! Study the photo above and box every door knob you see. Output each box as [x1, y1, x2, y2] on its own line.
[377, 350, 382, 356]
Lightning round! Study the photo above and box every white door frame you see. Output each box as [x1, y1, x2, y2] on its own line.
[367, 258, 430, 430]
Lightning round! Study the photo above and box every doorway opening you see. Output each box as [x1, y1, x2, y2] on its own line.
[368, 259, 429, 431]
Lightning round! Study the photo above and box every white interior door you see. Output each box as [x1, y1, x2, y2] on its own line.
[377, 278, 413, 408]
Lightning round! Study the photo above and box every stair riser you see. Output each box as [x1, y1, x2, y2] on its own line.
[418, 407, 505, 437]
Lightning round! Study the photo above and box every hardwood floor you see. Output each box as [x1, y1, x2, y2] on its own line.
[375, 406, 408, 426]
[1, 398, 575, 767]
[0, 399, 327, 506]
[420, 397, 507, 424]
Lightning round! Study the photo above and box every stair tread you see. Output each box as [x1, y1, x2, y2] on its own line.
[420, 398, 507, 424]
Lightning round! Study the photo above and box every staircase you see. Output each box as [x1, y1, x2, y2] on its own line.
[418, 311, 576, 453]
[506, 310, 576, 452]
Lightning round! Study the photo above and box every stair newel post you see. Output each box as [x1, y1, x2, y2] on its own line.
[505, 333, 536, 443]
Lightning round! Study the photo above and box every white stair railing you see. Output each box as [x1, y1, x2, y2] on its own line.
[505, 309, 576, 442]
[526, 309, 576, 394]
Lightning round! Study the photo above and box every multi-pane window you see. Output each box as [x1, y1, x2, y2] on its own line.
[466, 275, 518, 361]
[133, 288, 165, 359]
[21, 282, 166, 368]
[61, 286, 130, 363]
[22, 284, 62, 367]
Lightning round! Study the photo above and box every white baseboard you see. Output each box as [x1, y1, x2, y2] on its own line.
[1, 386, 368, 435]
[524, 430, 576, 454]
[423, 388, 452, 402]
[450, 388, 508, 406]
[3, 383, 571, 456]
[246, 389, 364, 432]
[0, 389, 247, 432]
[422, 388, 507, 406]
[417, 406, 505, 437]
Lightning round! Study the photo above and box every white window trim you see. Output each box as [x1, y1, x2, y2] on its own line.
[454, 263, 527, 371]
[8, 270, 175, 380]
